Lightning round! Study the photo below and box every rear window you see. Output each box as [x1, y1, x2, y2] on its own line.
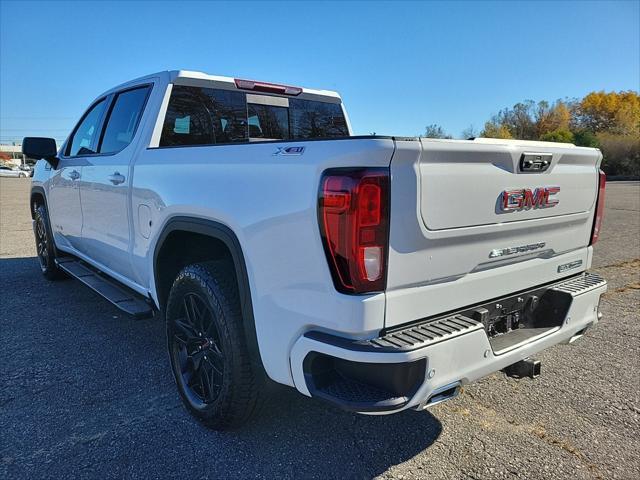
[290, 98, 348, 139]
[247, 103, 289, 140]
[160, 85, 348, 147]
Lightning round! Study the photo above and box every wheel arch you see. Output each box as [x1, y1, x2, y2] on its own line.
[153, 216, 264, 372]
[30, 185, 48, 219]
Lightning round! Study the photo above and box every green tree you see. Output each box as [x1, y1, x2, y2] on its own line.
[540, 129, 574, 143]
[597, 133, 640, 176]
[461, 125, 478, 139]
[423, 124, 452, 139]
[573, 130, 599, 148]
[482, 119, 512, 139]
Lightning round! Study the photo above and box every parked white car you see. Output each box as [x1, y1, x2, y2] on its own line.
[19, 164, 34, 177]
[24, 70, 607, 429]
[0, 165, 29, 177]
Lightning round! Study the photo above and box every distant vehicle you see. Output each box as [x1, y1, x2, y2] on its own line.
[19, 164, 35, 177]
[24, 70, 607, 429]
[0, 165, 29, 178]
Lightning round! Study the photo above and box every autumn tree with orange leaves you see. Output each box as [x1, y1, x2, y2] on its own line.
[480, 91, 639, 176]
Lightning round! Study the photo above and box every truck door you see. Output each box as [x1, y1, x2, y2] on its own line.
[49, 98, 109, 252]
[79, 85, 151, 282]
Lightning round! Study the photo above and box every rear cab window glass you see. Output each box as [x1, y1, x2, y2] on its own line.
[247, 103, 289, 140]
[160, 85, 349, 147]
[289, 98, 348, 138]
[99, 86, 151, 154]
[66, 99, 108, 156]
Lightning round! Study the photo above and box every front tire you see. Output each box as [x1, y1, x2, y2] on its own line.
[33, 203, 64, 280]
[166, 261, 262, 429]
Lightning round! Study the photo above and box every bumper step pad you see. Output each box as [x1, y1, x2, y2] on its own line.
[56, 257, 153, 319]
[369, 314, 482, 351]
[551, 272, 606, 296]
[305, 314, 483, 353]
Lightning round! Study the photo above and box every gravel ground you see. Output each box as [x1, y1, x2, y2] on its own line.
[1, 178, 638, 480]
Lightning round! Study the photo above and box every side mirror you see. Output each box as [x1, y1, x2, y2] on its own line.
[22, 137, 59, 169]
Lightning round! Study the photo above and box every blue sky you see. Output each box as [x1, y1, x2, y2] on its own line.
[1, 0, 638, 143]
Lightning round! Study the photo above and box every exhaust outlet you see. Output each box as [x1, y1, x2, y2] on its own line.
[504, 358, 541, 379]
[419, 382, 462, 409]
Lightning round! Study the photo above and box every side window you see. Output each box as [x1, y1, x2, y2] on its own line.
[247, 103, 289, 140]
[160, 86, 247, 146]
[289, 99, 349, 138]
[99, 86, 151, 154]
[67, 99, 107, 156]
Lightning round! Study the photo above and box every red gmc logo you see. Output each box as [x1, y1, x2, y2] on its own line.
[501, 187, 560, 211]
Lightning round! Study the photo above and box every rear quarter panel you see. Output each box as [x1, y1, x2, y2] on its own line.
[131, 138, 394, 385]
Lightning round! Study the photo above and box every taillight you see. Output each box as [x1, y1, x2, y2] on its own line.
[318, 168, 390, 294]
[590, 169, 606, 245]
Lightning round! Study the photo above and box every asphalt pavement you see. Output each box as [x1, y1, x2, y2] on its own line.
[1, 178, 638, 479]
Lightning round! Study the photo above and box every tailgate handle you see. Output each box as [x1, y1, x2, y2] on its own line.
[520, 153, 552, 173]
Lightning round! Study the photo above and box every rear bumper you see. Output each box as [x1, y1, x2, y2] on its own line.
[289, 272, 607, 414]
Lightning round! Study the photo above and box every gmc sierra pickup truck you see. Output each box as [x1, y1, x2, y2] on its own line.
[23, 70, 607, 429]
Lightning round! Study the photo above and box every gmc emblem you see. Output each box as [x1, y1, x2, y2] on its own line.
[501, 187, 560, 211]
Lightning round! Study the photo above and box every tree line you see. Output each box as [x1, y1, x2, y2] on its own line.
[423, 90, 640, 176]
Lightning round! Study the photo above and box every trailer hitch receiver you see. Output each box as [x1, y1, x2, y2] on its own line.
[504, 358, 541, 379]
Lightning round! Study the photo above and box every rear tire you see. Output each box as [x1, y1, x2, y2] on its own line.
[166, 260, 263, 429]
[33, 203, 64, 281]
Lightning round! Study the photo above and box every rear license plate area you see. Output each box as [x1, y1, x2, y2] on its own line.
[461, 284, 573, 353]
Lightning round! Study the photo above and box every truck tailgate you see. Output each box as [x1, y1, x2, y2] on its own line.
[385, 138, 601, 328]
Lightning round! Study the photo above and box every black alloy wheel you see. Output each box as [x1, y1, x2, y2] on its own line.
[35, 212, 49, 269]
[33, 203, 64, 280]
[170, 292, 225, 407]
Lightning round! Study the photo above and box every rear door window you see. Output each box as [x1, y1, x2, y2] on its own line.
[99, 86, 151, 154]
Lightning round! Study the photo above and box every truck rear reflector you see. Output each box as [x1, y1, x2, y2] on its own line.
[318, 168, 389, 294]
[590, 169, 606, 245]
[234, 78, 302, 96]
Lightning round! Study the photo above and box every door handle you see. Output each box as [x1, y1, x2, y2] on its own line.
[69, 170, 80, 181]
[108, 172, 126, 185]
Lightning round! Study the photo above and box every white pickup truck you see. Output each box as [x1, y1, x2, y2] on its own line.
[24, 70, 607, 429]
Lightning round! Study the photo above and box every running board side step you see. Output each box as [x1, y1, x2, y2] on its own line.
[56, 257, 153, 319]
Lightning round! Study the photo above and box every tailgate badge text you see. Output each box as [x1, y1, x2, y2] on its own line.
[489, 242, 546, 258]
